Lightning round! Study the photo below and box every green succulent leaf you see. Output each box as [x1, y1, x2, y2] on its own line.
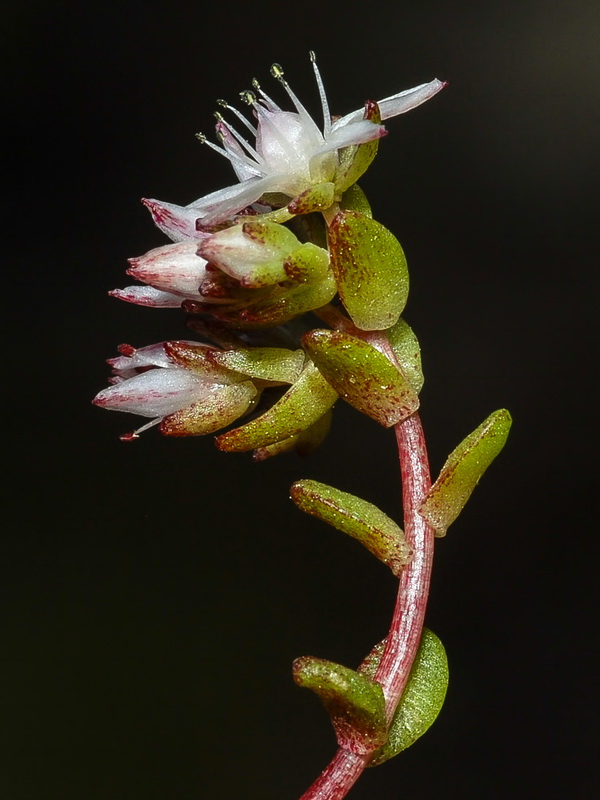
[252, 409, 332, 461]
[207, 347, 305, 384]
[335, 100, 382, 194]
[303, 329, 419, 427]
[215, 362, 337, 452]
[358, 629, 449, 765]
[328, 211, 409, 331]
[386, 318, 424, 393]
[290, 479, 411, 576]
[293, 656, 387, 754]
[419, 409, 512, 536]
[340, 183, 372, 218]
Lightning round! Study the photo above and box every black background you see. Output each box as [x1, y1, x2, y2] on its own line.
[3, 1, 598, 798]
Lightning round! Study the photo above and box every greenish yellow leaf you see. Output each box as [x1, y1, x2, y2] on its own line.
[328, 211, 409, 331]
[293, 656, 387, 754]
[365, 628, 449, 765]
[419, 409, 512, 536]
[303, 329, 419, 427]
[386, 318, 424, 393]
[290, 479, 411, 576]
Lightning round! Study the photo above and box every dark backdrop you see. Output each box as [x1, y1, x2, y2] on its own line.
[3, 1, 598, 798]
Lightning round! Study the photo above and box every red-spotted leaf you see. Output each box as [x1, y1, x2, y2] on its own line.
[290, 479, 411, 576]
[328, 211, 409, 330]
[293, 657, 387, 755]
[303, 329, 419, 427]
[419, 409, 512, 536]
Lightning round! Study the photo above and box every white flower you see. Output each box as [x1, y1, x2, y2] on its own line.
[93, 342, 257, 440]
[143, 54, 445, 234]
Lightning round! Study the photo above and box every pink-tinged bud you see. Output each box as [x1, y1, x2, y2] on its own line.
[127, 240, 210, 297]
[199, 220, 300, 287]
[93, 341, 256, 440]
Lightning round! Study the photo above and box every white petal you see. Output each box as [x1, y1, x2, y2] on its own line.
[377, 79, 446, 119]
[192, 175, 278, 226]
[142, 198, 203, 242]
[318, 119, 386, 154]
[332, 79, 445, 130]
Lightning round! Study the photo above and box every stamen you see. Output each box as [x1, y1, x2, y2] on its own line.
[216, 99, 257, 136]
[195, 132, 265, 177]
[310, 51, 332, 136]
[214, 112, 265, 165]
[270, 61, 324, 141]
[240, 90, 257, 106]
[251, 78, 281, 112]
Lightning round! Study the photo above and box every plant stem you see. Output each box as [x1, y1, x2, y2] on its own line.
[299, 412, 434, 800]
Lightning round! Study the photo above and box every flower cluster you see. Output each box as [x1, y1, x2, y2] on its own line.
[94, 54, 445, 444]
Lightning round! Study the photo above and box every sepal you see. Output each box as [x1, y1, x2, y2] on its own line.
[328, 211, 409, 330]
[287, 182, 336, 215]
[335, 100, 382, 194]
[419, 409, 512, 536]
[290, 479, 411, 576]
[160, 381, 258, 436]
[303, 329, 419, 427]
[292, 657, 387, 754]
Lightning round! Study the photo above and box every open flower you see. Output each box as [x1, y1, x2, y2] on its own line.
[93, 342, 257, 440]
[142, 54, 445, 233]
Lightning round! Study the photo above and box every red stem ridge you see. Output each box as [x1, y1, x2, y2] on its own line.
[299, 412, 434, 800]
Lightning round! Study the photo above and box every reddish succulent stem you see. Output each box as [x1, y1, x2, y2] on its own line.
[299, 412, 434, 800]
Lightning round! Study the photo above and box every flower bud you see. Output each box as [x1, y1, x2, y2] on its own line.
[93, 341, 257, 440]
[199, 219, 328, 289]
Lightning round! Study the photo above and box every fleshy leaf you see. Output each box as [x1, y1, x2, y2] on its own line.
[340, 183, 372, 218]
[303, 329, 419, 427]
[252, 409, 333, 461]
[293, 656, 387, 754]
[207, 347, 305, 384]
[328, 211, 409, 330]
[290, 479, 411, 576]
[215, 362, 337, 452]
[335, 100, 382, 194]
[160, 381, 257, 437]
[386, 318, 424, 393]
[419, 409, 512, 536]
[362, 628, 449, 765]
